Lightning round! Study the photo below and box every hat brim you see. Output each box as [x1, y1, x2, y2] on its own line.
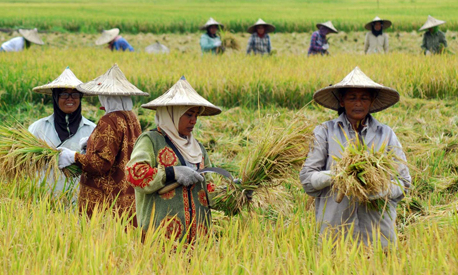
[419, 21, 445, 31]
[141, 103, 222, 116]
[316, 24, 338, 34]
[199, 24, 224, 31]
[313, 86, 400, 113]
[364, 20, 392, 30]
[95, 29, 120, 45]
[19, 29, 44, 45]
[247, 24, 275, 34]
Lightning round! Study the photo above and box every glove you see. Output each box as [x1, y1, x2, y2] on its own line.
[79, 137, 89, 152]
[322, 43, 330, 50]
[173, 166, 204, 187]
[234, 178, 253, 200]
[57, 147, 76, 169]
[425, 50, 431, 56]
[310, 170, 333, 190]
[368, 182, 404, 200]
[214, 40, 222, 47]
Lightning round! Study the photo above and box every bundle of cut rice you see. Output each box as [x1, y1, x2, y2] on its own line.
[331, 132, 402, 212]
[213, 116, 312, 215]
[0, 125, 81, 182]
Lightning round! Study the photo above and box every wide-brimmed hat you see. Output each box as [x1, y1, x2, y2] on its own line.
[33, 67, 85, 95]
[18, 28, 44, 45]
[316, 21, 338, 34]
[95, 28, 120, 45]
[364, 16, 392, 30]
[419, 15, 446, 31]
[76, 64, 149, 96]
[247, 18, 276, 34]
[313, 67, 399, 113]
[199, 18, 224, 31]
[141, 76, 221, 116]
[145, 41, 170, 54]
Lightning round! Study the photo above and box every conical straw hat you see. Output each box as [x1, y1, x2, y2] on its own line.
[19, 28, 44, 45]
[199, 18, 224, 31]
[419, 15, 446, 31]
[316, 21, 338, 33]
[313, 67, 399, 113]
[247, 18, 276, 34]
[145, 41, 170, 54]
[141, 76, 222, 116]
[33, 67, 86, 95]
[364, 16, 392, 30]
[76, 64, 149, 96]
[95, 28, 120, 45]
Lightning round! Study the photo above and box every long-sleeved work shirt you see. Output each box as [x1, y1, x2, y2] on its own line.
[300, 113, 411, 248]
[246, 33, 271, 55]
[111, 36, 134, 52]
[200, 33, 221, 54]
[1, 37, 25, 52]
[421, 30, 447, 54]
[308, 31, 328, 56]
[364, 32, 389, 54]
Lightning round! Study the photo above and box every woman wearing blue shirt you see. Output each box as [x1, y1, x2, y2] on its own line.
[95, 28, 134, 52]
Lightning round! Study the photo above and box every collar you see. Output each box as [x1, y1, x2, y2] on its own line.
[45, 113, 93, 128]
[336, 113, 383, 144]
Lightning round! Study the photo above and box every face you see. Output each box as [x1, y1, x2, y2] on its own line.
[178, 107, 200, 137]
[339, 89, 374, 122]
[257, 25, 265, 35]
[57, 88, 81, 114]
[374, 22, 382, 31]
[208, 25, 218, 35]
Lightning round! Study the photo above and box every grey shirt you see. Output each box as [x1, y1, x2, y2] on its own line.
[300, 113, 411, 247]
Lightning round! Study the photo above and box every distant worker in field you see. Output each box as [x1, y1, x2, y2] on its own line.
[95, 28, 134, 52]
[300, 67, 411, 249]
[57, 64, 148, 226]
[29, 67, 96, 198]
[419, 15, 448, 55]
[364, 16, 391, 54]
[200, 18, 224, 54]
[0, 28, 44, 52]
[246, 19, 275, 55]
[308, 21, 338, 56]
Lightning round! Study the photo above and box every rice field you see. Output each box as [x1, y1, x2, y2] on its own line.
[1, 1, 458, 272]
[1, 0, 458, 33]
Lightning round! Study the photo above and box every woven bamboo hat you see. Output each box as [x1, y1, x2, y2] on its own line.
[365, 16, 392, 30]
[76, 64, 149, 96]
[247, 18, 276, 34]
[199, 18, 224, 31]
[419, 15, 446, 31]
[316, 21, 338, 34]
[19, 28, 44, 45]
[313, 67, 399, 113]
[141, 76, 221, 116]
[145, 41, 170, 54]
[33, 67, 86, 95]
[95, 28, 120, 45]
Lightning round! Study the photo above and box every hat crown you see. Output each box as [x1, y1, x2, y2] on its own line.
[317, 21, 338, 33]
[200, 17, 224, 30]
[18, 28, 44, 45]
[419, 15, 445, 31]
[141, 77, 221, 116]
[95, 28, 120, 45]
[336, 66, 383, 88]
[32, 67, 83, 94]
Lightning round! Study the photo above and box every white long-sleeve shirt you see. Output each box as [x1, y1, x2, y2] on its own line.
[364, 32, 389, 54]
[1, 37, 25, 52]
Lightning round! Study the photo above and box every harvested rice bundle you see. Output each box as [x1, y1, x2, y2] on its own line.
[0, 125, 81, 181]
[213, 116, 312, 215]
[331, 132, 403, 210]
[217, 29, 241, 53]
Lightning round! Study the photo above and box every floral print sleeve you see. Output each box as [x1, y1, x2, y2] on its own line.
[125, 134, 167, 194]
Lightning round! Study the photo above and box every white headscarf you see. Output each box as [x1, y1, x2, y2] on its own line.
[98, 95, 133, 113]
[155, 106, 204, 164]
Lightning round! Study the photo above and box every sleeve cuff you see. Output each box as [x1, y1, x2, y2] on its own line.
[165, 167, 175, 185]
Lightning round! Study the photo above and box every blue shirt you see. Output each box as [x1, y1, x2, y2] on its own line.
[112, 37, 134, 52]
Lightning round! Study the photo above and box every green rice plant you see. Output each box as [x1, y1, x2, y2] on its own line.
[0, 124, 81, 182]
[331, 130, 403, 213]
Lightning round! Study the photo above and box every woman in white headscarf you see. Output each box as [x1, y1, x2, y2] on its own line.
[126, 76, 224, 243]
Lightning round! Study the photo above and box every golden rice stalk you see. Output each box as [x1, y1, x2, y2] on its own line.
[0, 125, 81, 182]
[331, 131, 402, 209]
[213, 115, 312, 214]
[221, 35, 241, 51]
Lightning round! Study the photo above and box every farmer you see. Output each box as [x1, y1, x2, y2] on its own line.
[364, 16, 391, 54]
[95, 28, 134, 52]
[126, 76, 250, 243]
[199, 18, 224, 54]
[57, 64, 148, 225]
[419, 15, 448, 55]
[300, 67, 411, 248]
[246, 19, 275, 55]
[0, 28, 44, 52]
[29, 67, 96, 197]
[308, 21, 338, 56]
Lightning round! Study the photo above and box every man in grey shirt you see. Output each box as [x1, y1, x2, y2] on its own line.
[300, 66, 411, 248]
